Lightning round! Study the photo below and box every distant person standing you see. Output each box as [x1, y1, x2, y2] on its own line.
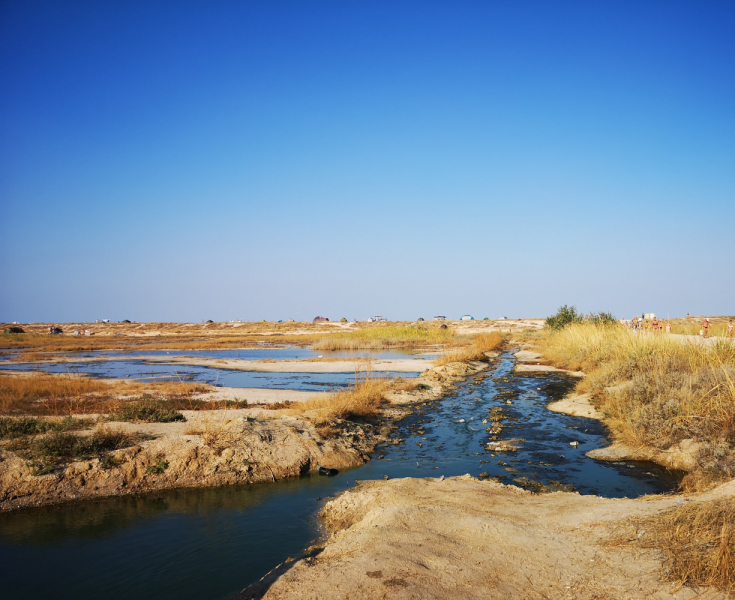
[728, 319, 733, 339]
[651, 316, 659, 334]
[665, 321, 671, 334]
[703, 318, 710, 338]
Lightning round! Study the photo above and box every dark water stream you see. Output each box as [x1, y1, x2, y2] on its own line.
[0, 352, 680, 600]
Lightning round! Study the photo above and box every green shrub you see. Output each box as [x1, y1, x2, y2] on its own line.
[0, 416, 90, 439]
[110, 398, 185, 423]
[545, 305, 584, 330]
[146, 459, 168, 474]
[545, 306, 618, 330]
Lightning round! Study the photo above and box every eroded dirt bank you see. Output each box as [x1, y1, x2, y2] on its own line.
[238, 476, 734, 600]
[0, 360, 488, 512]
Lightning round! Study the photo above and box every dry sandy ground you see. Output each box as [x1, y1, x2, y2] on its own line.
[238, 476, 734, 600]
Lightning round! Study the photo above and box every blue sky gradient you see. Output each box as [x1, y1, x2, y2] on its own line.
[1, 1, 733, 322]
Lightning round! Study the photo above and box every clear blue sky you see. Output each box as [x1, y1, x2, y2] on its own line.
[1, 1, 733, 323]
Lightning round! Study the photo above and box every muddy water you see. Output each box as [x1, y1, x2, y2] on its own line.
[0, 352, 680, 600]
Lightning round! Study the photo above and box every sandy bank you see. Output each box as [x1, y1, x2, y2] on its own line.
[238, 476, 733, 600]
[547, 392, 603, 420]
[0, 411, 373, 512]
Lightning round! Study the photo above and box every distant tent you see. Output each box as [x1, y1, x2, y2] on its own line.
[313, 316, 329, 323]
[440, 323, 448, 330]
[121, 319, 131, 323]
[340, 317, 348, 323]
[460, 315, 474, 321]
[205, 320, 214, 323]
[417, 317, 425, 322]
[483, 317, 489, 321]
[4, 326, 24, 334]
[50, 327, 63, 335]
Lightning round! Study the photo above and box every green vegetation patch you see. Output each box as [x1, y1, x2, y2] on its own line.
[109, 397, 186, 423]
[0, 416, 91, 439]
[545, 305, 617, 330]
[9, 427, 142, 475]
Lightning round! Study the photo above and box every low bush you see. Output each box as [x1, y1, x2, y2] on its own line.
[0, 416, 90, 439]
[146, 459, 169, 474]
[109, 398, 185, 423]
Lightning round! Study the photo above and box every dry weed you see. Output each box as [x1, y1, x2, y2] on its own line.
[611, 498, 735, 593]
[434, 332, 504, 366]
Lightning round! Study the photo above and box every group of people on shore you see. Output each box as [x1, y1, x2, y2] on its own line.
[624, 317, 734, 339]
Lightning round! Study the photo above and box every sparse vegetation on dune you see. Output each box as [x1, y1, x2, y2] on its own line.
[537, 322, 735, 489]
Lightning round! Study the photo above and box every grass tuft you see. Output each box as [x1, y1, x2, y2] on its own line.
[434, 332, 504, 366]
[109, 398, 186, 423]
[617, 498, 735, 592]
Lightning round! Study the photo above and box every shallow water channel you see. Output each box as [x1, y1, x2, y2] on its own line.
[0, 352, 680, 600]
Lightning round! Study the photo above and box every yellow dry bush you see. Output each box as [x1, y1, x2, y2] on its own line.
[434, 332, 504, 366]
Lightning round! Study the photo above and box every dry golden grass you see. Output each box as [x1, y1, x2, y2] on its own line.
[0, 372, 215, 416]
[538, 324, 735, 488]
[311, 325, 457, 350]
[0, 373, 109, 414]
[434, 332, 504, 366]
[610, 498, 735, 593]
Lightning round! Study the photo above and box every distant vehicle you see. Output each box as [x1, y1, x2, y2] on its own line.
[460, 315, 474, 321]
[313, 316, 329, 323]
[367, 316, 386, 322]
[433, 316, 447, 321]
